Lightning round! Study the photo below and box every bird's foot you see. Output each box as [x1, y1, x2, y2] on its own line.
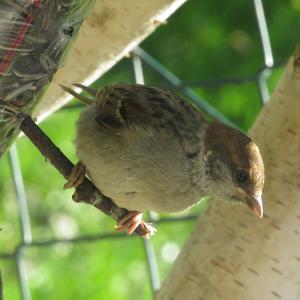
[64, 162, 86, 189]
[115, 211, 156, 238]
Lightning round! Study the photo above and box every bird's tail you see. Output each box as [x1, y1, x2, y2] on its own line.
[60, 83, 96, 105]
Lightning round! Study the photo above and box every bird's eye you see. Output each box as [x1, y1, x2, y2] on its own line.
[235, 170, 248, 183]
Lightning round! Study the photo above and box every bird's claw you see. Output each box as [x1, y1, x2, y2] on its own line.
[115, 211, 156, 238]
[64, 162, 86, 189]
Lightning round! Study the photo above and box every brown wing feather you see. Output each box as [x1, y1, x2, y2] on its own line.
[94, 83, 205, 141]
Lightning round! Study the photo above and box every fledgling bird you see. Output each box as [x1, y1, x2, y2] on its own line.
[62, 83, 265, 237]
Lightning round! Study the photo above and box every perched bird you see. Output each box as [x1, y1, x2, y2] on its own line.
[62, 83, 264, 236]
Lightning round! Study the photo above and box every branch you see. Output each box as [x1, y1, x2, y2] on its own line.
[18, 113, 151, 238]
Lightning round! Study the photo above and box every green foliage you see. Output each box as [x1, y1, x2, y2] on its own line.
[1, 0, 299, 299]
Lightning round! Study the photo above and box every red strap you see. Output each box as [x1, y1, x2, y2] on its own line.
[33, 0, 41, 8]
[0, 0, 41, 74]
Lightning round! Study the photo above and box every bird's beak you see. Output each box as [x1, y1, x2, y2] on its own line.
[245, 193, 263, 218]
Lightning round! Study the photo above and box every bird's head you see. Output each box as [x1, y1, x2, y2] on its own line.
[203, 120, 265, 218]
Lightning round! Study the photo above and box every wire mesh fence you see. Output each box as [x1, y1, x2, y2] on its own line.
[0, 0, 292, 299]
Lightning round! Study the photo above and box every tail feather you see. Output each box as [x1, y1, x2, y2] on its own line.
[72, 83, 97, 97]
[60, 84, 94, 105]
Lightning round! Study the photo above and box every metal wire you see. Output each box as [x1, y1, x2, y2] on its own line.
[8, 145, 32, 300]
[1, 1, 278, 299]
[8, 145, 32, 244]
[253, 0, 274, 68]
[15, 247, 31, 300]
[132, 53, 161, 293]
[253, 0, 272, 104]
[257, 68, 271, 104]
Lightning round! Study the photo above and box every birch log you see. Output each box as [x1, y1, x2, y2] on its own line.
[156, 46, 300, 300]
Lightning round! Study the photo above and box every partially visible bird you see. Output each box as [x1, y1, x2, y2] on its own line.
[62, 83, 264, 237]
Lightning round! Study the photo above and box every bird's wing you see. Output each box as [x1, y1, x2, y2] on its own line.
[93, 83, 206, 158]
[95, 83, 204, 139]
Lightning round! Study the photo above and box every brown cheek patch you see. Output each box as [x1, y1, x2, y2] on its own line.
[204, 121, 265, 193]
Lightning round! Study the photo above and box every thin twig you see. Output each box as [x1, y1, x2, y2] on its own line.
[18, 113, 150, 238]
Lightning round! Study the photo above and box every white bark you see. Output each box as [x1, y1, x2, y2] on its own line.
[156, 46, 300, 300]
[34, 0, 187, 121]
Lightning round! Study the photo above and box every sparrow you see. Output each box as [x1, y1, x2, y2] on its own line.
[62, 83, 265, 236]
